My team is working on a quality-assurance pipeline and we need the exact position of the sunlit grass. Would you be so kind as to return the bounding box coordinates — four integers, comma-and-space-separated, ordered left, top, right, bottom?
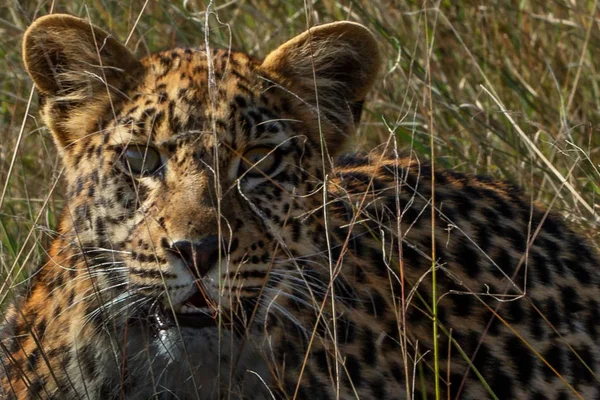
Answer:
0, 1, 598, 398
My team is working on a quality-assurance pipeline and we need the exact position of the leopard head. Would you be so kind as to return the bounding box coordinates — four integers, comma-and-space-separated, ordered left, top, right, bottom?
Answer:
22, 13, 380, 393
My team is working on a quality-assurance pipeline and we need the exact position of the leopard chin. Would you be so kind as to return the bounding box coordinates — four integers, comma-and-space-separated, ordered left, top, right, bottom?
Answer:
119, 321, 270, 400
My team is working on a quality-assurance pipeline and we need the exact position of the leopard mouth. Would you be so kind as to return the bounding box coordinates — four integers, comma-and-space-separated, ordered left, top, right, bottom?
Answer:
150, 290, 233, 331
173, 290, 218, 329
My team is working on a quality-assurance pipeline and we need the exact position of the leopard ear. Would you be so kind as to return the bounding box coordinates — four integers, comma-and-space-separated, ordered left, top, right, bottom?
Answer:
261, 22, 381, 145
22, 14, 141, 147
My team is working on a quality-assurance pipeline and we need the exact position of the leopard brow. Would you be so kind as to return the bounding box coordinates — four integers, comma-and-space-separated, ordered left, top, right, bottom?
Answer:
156, 130, 213, 146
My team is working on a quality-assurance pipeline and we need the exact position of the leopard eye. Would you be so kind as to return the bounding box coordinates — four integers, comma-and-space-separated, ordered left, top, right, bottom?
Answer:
239, 147, 280, 178
121, 145, 163, 176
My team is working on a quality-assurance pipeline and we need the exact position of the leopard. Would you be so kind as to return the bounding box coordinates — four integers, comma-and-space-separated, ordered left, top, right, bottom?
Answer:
0, 13, 598, 400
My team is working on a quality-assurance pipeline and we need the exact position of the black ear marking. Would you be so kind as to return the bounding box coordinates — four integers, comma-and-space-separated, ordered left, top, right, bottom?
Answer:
351, 100, 365, 125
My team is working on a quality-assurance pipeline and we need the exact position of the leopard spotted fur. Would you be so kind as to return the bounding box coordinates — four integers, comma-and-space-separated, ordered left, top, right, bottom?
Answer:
0, 14, 598, 400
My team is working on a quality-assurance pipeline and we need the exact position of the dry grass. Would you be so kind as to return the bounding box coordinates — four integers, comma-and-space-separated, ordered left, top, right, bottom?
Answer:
0, 1, 598, 397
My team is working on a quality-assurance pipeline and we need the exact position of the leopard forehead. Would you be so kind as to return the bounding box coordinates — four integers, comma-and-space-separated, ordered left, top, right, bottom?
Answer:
128, 47, 239, 142
109, 48, 290, 147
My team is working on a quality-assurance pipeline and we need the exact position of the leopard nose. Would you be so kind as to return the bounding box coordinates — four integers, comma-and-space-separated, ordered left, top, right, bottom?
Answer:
168, 236, 221, 277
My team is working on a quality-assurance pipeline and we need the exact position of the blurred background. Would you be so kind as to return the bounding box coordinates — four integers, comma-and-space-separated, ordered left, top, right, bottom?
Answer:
1, 0, 599, 296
